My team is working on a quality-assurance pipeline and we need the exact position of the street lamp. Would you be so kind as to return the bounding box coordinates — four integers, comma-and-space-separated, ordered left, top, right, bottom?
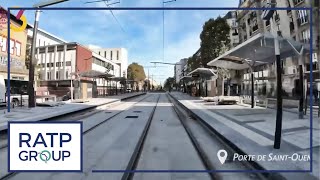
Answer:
262, 1, 283, 149
27, 0, 70, 108
162, 0, 177, 62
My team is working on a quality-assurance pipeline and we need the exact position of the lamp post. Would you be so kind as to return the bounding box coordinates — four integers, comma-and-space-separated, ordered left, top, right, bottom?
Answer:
162, 0, 177, 63
27, 0, 70, 108
262, 0, 284, 149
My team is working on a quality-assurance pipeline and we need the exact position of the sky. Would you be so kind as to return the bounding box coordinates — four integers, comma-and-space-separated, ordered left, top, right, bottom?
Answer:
1, 0, 239, 85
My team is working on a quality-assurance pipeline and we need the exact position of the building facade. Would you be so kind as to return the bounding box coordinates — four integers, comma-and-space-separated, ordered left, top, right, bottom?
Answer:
0, 8, 29, 82
89, 47, 128, 78
236, 0, 318, 100
35, 43, 121, 99
174, 58, 187, 84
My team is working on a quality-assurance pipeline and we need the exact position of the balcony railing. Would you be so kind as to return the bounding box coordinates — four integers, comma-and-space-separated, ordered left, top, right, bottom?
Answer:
297, 16, 309, 26
293, 0, 305, 6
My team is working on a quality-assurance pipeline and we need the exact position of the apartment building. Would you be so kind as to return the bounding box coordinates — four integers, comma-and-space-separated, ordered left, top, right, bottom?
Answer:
174, 58, 187, 84
237, 0, 318, 99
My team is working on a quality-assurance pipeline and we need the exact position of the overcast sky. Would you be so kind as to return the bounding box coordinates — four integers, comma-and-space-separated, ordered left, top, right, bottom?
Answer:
2, 0, 239, 84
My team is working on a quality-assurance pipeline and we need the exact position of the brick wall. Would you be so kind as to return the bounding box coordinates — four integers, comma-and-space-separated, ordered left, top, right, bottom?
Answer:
76, 45, 92, 77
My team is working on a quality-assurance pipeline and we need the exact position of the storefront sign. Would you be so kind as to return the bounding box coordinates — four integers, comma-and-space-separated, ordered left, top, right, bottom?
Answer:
0, 35, 22, 56
0, 55, 23, 68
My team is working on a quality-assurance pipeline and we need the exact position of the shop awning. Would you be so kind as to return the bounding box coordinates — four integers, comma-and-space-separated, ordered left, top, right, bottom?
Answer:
187, 68, 218, 77
207, 32, 310, 69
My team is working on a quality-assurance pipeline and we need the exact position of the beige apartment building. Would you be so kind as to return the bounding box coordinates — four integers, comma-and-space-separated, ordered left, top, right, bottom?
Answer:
236, 0, 318, 100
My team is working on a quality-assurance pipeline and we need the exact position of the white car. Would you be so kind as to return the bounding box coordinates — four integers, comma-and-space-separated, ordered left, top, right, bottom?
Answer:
126, 88, 132, 93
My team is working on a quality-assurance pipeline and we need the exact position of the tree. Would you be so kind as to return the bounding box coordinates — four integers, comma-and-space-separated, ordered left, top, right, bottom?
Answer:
216, 67, 231, 96
164, 77, 175, 91
200, 17, 230, 67
187, 55, 199, 72
127, 63, 146, 89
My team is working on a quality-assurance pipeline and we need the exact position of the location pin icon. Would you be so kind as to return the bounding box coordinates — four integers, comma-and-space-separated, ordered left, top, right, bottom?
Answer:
217, 150, 228, 164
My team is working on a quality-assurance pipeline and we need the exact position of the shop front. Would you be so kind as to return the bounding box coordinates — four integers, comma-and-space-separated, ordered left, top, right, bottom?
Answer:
0, 7, 29, 83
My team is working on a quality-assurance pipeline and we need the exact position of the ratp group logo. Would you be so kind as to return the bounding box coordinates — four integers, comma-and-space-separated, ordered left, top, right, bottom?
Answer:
8, 122, 83, 172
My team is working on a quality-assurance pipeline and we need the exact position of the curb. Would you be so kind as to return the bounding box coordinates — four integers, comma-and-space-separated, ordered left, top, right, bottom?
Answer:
168, 93, 288, 180
0, 93, 146, 131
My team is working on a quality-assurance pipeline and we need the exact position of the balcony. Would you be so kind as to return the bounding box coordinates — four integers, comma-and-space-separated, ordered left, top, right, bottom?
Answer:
297, 16, 309, 26
293, 0, 305, 6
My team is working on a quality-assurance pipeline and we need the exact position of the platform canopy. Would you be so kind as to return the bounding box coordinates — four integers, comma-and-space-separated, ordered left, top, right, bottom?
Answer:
187, 68, 218, 77
78, 70, 114, 78
207, 32, 310, 69
179, 76, 193, 82
108, 77, 126, 82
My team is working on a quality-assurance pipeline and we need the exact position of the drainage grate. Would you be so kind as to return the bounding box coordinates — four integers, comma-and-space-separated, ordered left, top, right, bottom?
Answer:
125, 115, 139, 118
133, 111, 142, 113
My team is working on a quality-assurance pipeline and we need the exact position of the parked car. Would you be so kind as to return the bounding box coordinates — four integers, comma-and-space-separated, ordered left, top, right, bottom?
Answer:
126, 88, 132, 93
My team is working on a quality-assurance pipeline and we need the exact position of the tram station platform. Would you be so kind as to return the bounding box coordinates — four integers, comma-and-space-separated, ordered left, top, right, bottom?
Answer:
169, 92, 319, 180
0, 92, 146, 131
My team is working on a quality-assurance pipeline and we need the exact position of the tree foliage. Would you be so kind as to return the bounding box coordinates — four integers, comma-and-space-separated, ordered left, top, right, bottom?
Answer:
200, 16, 230, 67
187, 55, 198, 73
184, 17, 230, 73
200, 17, 230, 66
164, 77, 175, 90
127, 62, 146, 81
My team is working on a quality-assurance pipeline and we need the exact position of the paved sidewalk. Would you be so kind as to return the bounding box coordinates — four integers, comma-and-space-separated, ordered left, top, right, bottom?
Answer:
0, 92, 145, 131
170, 92, 319, 180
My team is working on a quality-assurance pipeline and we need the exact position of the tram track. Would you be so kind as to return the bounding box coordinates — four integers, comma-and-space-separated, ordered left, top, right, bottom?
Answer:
0, 93, 147, 150
0, 94, 151, 180
1, 93, 277, 180
167, 93, 270, 180
122, 94, 213, 180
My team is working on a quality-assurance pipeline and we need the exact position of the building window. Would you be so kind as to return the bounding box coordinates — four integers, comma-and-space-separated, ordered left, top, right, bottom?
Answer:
66, 71, 69, 79
297, 10, 308, 25
47, 72, 51, 80
47, 63, 54, 68
104, 51, 106, 58
117, 51, 119, 60
66, 61, 71, 66
98, 51, 100, 55
301, 29, 310, 43
110, 51, 113, 60
265, 20, 270, 27
232, 29, 238, 36
56, 71, 59, 80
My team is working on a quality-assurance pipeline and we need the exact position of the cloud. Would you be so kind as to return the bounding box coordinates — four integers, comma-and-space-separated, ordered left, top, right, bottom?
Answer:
1, 0, 240, 85
86, 44, 102, 49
